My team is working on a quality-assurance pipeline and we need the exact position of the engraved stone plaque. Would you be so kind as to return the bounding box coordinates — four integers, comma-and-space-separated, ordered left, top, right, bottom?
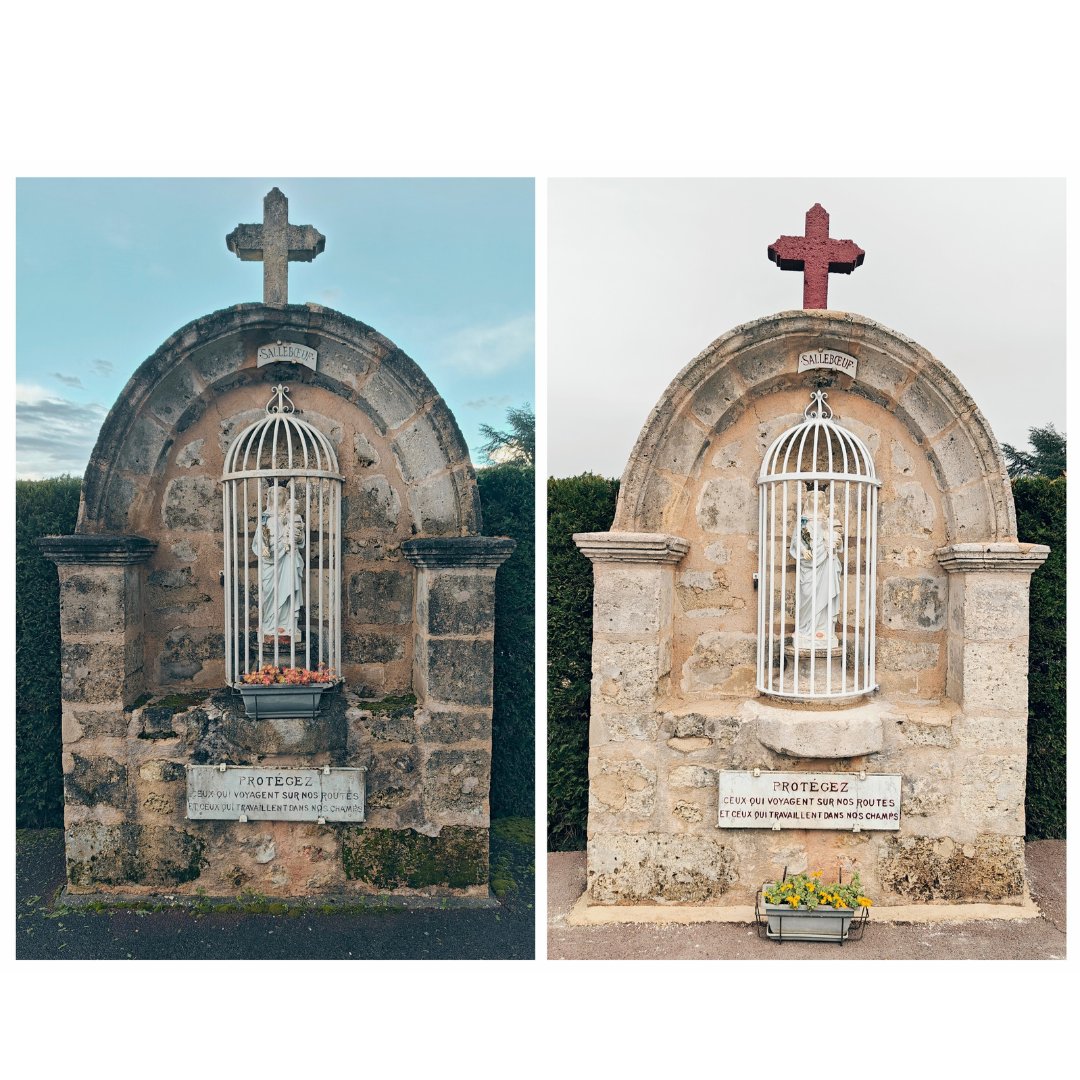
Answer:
718, 770, 900, 830
187, 765, 365, 822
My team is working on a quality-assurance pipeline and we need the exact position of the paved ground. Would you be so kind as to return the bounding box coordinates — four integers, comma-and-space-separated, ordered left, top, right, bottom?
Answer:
16, 823, 534, 960
548, 840, 1065, 960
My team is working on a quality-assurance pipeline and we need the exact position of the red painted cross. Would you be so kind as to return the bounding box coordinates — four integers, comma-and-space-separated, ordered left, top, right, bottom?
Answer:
768, 203, 865, 309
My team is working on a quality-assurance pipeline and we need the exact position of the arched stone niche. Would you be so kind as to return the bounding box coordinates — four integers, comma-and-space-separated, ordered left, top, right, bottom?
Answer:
575, 310, 1048, 909
81, 302, 479, 539
615, 309, 1014, 542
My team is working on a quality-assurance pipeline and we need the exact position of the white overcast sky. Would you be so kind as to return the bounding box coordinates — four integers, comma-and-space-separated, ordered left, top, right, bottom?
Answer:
548, 178, 1065, 479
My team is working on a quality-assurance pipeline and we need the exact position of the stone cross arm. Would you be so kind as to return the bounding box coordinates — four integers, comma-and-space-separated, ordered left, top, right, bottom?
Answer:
227, 221, 325, 262
226, 187, 326, 306
768, 203, 865, 309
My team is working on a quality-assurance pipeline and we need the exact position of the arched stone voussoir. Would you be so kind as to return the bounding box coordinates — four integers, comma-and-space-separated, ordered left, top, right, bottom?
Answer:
614, 309, 1016, 543
79, 303, 479, 537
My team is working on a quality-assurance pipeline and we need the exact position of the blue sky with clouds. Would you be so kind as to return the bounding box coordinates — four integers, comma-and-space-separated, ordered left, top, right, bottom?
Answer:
16, 178, 534, 479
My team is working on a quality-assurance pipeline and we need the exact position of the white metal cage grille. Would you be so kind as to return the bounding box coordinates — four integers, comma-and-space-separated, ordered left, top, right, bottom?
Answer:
756, 391, 880, 700
221, 385, 343, 684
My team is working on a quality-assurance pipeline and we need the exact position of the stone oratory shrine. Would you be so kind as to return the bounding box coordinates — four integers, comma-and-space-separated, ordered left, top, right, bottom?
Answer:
574, 204, 1049, 915
42, 189, 513, 900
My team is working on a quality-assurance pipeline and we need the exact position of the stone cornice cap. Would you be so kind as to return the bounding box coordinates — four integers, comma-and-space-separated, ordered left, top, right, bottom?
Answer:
574, 531, 690, 564
38, 534, 158, 565
935, 542, 1051, 574
402, 536, 516, 569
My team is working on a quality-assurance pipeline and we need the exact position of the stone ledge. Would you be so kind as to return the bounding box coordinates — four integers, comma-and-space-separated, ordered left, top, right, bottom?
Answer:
39, 534, 157, 565
574, 531, 690, 564
59, 887, 498, 910
748, 697, 891, 758
401, 536, 515, 568
566, 890, 1039, 925
935, 542, 1050, 574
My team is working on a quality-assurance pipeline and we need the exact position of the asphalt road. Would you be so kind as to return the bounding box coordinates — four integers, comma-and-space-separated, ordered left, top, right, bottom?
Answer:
548, 839, 1066, 960
16, 825, 534, 961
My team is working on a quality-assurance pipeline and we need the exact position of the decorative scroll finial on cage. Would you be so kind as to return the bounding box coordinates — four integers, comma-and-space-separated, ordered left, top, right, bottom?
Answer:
805, 389, 833, 421
756, 392, 881, 701
267, 384, 295, 415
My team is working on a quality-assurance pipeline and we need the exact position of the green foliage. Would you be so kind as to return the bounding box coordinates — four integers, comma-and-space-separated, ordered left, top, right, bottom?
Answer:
16, 476, 82, 829
478, 403, 535, 466
763, 870, 872, 910
1003, 423, 1066, 478
547, 473, 619, 850
489, 817, 534, 899
478, 462, 535, 818
1013, 475, 1066, 838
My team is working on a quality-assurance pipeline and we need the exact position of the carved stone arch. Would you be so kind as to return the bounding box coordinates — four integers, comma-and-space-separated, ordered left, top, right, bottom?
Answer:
79, 302, 481, 537
614, 309, 1016, 544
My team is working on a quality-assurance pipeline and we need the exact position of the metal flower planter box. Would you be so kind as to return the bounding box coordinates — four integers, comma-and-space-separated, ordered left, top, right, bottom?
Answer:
756, 886, 868, 945
238, 683, 332, 720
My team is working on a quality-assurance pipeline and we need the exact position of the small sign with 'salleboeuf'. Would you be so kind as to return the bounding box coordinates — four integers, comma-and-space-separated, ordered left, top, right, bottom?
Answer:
187, 765, 365, 822
798, 349, 858, 377
718, 770, 900, 831
257, 341, 318, 370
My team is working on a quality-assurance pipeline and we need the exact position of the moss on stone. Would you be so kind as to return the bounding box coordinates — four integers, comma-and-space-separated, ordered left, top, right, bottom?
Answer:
66, 824, 206, 887
361, 692, 418, 719
66, 754, 129, 809
149, 691, 210, 715
340, 825, 487, 889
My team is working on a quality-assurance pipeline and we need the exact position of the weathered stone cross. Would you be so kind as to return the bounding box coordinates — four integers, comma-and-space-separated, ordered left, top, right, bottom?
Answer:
226, 188, 325, 306
768, 203, 865, 309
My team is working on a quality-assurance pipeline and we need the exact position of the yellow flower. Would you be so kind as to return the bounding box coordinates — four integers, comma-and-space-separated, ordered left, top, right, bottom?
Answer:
807, 883, 815, 892
789, 896, 800, 908
857, 897, 873, 907
813, 870, 823, 878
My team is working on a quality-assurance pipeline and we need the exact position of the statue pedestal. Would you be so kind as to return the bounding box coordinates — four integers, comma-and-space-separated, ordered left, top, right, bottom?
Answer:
761, 639, 868, 700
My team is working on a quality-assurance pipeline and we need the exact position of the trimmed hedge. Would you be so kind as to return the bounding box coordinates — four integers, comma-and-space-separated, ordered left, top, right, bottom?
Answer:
477, 463, 536, 819
545, 473, 1066, 848
1013, 476, 1066, 839
16, 476, 81, 828
547, 473, 619, 850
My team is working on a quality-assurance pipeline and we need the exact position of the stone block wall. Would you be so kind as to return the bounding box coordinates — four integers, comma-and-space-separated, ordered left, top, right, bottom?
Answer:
59, 689, 494, 896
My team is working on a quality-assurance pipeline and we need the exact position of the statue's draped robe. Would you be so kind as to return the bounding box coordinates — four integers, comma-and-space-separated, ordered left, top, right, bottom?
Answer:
253, 490, 305, 640
789, 502, 841, 643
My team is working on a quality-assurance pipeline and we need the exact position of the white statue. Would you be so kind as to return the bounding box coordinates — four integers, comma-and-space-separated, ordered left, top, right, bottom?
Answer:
789, 485, 842, 649
253, 481, 306, 644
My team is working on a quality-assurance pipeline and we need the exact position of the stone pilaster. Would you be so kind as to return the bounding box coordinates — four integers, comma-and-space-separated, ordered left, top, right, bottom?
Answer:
936, 542, 1049, 843
39, 536, 157, 735
402, 536, 514, 831
574, 532, 688, 731
936, 543, 1049, 716
39, 535, 157, 850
